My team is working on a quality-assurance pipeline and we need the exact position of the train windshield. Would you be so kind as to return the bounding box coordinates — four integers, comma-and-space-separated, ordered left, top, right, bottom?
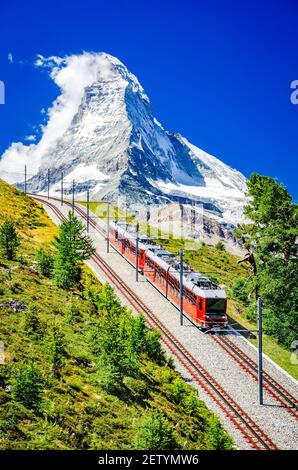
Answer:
206, 299, 225, 314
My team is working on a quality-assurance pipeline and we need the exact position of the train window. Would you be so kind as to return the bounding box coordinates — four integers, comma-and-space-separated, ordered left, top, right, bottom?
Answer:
206, 299, 225, 313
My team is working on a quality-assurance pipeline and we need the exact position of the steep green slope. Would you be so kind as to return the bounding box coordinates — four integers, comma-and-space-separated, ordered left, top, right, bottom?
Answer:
0, 181, 233, 450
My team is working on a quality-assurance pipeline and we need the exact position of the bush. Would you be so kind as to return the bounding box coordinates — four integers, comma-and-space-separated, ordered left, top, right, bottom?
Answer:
169, 378, 187, 404
168, 378, 200, 415
134, 409, 178, 450
24, 305, 43, 339
12, 364, 43, 411
160, 367, 176, 384
144, 330, 166, 365
48, 326, 65, 376
184, 389, 199, 415
205, 417, 233, 450
36, 249, 54, 277
215, 241, 225, 251
64, 302, 81, 323
97, 359, 121, 393
123, 376, 147, 399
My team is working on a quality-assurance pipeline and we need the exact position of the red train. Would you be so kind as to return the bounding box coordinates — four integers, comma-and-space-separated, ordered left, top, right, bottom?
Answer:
108, 220, 228, 330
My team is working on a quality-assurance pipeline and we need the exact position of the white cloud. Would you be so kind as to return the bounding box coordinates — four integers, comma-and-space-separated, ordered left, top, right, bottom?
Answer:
0, 52, 117, 183
8, 53, 13, 63
25, 134, 36, 142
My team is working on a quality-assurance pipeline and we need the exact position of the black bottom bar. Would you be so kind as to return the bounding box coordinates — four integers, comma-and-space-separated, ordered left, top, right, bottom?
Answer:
0, 450, 293, 468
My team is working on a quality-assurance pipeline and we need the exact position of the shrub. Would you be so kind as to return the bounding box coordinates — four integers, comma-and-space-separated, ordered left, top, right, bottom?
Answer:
97, 359, 121, 393
48, 326, 65, 376
36, 249, 54, 277
205, 417, 233, 450
12, 364, 43, 411
184, 389, 199, 415
64, 302, 81, 323
160, 367, 176, 384
215, 241, 225, 251
144, 330, 166, 365
24, 305, 43, 339
123, 376, 147, 399
169, 378, 187, 404
134, 409, 178, 450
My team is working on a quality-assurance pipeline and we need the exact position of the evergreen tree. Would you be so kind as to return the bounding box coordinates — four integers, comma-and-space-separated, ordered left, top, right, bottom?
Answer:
0, 220, 20, 260
235, 173, 298, 348
36, 249, 54, 277
53, 211, 95, 289
48, 326, 65, 377
12, 364, 43, 411
24, 305, 43, 340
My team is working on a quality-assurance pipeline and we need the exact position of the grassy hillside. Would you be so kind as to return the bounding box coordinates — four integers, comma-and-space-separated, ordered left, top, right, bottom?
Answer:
83, 200, 297, 379
0, 181, 233, 450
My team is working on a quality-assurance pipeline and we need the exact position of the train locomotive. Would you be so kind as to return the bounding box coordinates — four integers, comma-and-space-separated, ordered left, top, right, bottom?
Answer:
108, 220, 228, 330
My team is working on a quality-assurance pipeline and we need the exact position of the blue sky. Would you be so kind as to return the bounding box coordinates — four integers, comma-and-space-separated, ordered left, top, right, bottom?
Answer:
0, 0, 297, 199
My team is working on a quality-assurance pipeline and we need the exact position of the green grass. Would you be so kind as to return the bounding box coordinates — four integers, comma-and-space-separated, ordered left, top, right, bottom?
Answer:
84, 200, 298, 380
0, 182, 233, 450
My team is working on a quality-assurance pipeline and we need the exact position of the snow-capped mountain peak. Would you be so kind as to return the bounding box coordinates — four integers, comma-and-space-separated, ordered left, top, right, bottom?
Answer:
1, 52, 247, 227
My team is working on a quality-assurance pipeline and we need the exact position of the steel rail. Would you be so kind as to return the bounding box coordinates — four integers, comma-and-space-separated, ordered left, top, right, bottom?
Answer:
211, 334, 298, 419
33, 195, 279, 450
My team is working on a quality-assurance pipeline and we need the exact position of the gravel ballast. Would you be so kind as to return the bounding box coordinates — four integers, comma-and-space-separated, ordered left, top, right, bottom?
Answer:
40, 197, 298, 450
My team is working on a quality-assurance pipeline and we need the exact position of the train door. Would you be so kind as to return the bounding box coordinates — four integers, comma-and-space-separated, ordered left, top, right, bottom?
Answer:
139, 249, 145, 271
197, 297, 205, 324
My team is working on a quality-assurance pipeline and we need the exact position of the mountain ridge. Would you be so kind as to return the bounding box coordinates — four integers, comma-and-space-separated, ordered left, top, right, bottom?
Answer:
1, 52, 247, 226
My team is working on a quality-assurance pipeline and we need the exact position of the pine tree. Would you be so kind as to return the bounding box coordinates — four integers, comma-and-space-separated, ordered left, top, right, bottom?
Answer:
48, 326, 65, 377
53, 211, 95, 289
235, 173, 298, 348
0, 220, 20, 260
12, 364, 43, 411
24, 305, 43, 339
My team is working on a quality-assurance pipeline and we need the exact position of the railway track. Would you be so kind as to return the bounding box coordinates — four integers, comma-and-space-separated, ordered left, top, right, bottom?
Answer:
33, 195, 279, 450
211, 334, 298, 420
67, 198, 298, 422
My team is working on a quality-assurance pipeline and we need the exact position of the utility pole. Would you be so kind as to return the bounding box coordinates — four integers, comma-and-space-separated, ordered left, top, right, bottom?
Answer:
61, 172, 64, 206
146, 209, 150, 238
179, 248, 184, 326
72, 180, 75, 214
258, 297, 263, 405
47, 169, 50, 200
136, 223, 139, 282
24, 165, 27, 194
86, 188, 90, 233
106, 203, 110, 253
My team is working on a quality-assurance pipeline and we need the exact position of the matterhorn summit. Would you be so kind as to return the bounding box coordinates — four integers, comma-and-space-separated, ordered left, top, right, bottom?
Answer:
0, 52, 247, 229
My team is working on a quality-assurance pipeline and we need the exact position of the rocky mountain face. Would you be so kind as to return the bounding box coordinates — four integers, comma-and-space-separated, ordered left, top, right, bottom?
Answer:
25, 53, 247, 232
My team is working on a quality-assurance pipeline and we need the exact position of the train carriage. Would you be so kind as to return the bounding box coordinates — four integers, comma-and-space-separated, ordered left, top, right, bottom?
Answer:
108, 220, 228, 330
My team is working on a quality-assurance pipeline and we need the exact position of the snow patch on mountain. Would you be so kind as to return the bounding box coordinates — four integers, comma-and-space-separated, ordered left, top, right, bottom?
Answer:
0, 51, 247, 229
